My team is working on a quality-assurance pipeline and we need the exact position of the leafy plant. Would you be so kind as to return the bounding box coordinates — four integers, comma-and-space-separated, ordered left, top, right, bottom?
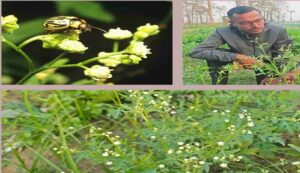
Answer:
2, 90, 300, 173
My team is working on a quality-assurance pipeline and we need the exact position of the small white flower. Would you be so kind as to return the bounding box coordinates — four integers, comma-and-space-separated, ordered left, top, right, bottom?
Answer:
178, 142, 184, 146
170, 111, 176, 115
106, 161, 113, 166
247, 122, 255, 127
84, 65, 112, 82
104, 27, 132, 40
167, 149, 173, 154
213, 156, 219, 160
237, 156, 243, 160
213, 110, 218, 113
292, 161, 300, 165
127, 41, 151, 58
217, 141, 224, 146
58, 39, 88, 53
158, 164, 165, 168
220, 163, 228, 168
225, 110, 230, 113
238, 113, 245, 119
113, 141, 121, 145
150, 136, 156, 140
224, 119, 230, 123
199, 161, 205, 165
102, 152, 109, 157
190, 156, 197, 160
176, 150, 182, 154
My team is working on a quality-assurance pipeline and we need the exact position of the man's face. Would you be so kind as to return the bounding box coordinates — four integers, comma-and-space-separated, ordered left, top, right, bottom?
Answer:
230, 10, 265, 34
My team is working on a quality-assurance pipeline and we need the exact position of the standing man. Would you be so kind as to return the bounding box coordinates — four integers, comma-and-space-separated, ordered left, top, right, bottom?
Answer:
189, 6, 298, 84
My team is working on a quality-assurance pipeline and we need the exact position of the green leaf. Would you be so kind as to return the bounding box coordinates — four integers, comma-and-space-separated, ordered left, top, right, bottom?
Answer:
141, 168, 156, 173
55, 1, 115, 22
288, 144, 300, 153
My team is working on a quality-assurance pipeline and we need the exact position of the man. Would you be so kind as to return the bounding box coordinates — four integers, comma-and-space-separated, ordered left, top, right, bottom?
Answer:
189, 6, 299, 85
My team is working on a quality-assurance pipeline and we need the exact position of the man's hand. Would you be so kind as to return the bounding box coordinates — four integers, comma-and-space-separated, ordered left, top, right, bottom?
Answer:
283, 69, 300, 84
235, 54, 257, 69
260, 77, 283, 85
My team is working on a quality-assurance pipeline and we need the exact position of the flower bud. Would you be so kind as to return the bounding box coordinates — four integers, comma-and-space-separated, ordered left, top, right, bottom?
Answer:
104, 27, 133, 40
84, 65, 112, 82
58, 39, 88, 53
126, 41, 151, 58
133, 23, 159, 40
2, 15, 19, 34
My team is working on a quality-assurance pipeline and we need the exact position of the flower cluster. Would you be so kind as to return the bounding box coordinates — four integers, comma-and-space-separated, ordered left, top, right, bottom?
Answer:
2, 15, 19, 34
83, 65, 112, 82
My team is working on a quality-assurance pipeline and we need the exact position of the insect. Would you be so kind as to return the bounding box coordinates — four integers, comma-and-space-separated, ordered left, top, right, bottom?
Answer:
43, 16, 106, 33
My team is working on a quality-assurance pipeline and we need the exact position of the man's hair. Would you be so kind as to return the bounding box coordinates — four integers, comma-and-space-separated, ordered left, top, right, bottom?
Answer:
227, 6, 261, 19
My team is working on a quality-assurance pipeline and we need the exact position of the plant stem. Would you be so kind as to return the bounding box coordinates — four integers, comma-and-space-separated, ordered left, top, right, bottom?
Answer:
2, 36, 34, 72
17, 51, 125, 84
18, 35, 44, 49
113, 41, 119, 52
55, 112, 81, 173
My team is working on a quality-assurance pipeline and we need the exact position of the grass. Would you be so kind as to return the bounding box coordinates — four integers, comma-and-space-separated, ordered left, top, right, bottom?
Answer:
2, 90, 300, 173
183, 24, 300, 85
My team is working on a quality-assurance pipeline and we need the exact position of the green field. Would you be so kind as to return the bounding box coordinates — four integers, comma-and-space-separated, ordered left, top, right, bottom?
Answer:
2, 90, 300, 173
183, 24, 300, 85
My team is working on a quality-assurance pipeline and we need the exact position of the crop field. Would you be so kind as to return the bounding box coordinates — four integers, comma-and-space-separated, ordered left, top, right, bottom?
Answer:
183, 24, 300, 85
2, 90, 300, 173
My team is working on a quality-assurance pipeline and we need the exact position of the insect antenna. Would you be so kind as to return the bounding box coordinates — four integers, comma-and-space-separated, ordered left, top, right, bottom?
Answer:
90, 25, 107, 33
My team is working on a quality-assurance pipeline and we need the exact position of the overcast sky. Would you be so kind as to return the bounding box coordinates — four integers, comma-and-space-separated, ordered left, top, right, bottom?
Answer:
213, 0, 300, 22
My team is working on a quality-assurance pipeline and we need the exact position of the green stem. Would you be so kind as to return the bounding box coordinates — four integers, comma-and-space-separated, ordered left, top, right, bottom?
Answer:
2, 36, 34, 72
55, 112, 81, 173
18, 35, 44, 49
17, 51, 125, 84
45, 52, 67, 67
12, 148, 30, 172
113, 41, 119, 52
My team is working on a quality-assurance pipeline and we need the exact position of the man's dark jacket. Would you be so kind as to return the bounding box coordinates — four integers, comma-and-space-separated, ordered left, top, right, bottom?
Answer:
189, 22, 292, 62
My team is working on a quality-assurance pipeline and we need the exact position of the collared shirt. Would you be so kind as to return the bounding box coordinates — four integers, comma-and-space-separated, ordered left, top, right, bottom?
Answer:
189, 22, 292, 62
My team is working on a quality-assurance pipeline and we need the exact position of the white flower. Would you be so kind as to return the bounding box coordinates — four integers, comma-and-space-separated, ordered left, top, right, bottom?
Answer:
102, 152, 109, 157
238, 113, 245, 119
106, 161, 113, 165
84, 65, 112, 82
224, 119, 230, 123
176, 150, 182, 154
237, 156, 243, 160
247, 122, 255, 127
213, 110, 218, 113
178, 142, 184, 146
170, 111, 176, 115
167, 149, 173, 154
113, 141, 121, 145
292, 161, 300, 165
150, 136, 156, 140
225, 110, 230, 113
127, 41, 151, 58
104, 27, 133, 40
220, 163, 228, 168
158, 164, 165, 168
213, 156, 219, 160
199, 161, 205, 165
58, 39, 88, 53
217, 141, 224, 146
